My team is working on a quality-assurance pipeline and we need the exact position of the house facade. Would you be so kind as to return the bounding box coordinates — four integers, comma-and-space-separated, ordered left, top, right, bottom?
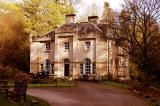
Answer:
30, 14, 129, 80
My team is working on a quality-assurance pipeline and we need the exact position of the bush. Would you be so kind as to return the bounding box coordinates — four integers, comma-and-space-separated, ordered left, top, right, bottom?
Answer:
0, 65, 17, 80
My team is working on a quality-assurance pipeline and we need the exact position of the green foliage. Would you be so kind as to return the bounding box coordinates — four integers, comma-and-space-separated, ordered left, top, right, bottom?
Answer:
17, 0, 74, 35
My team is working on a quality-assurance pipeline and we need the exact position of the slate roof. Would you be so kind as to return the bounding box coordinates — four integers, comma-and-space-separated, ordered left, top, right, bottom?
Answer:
32, 22, 107, 41
54, 22, 103, 34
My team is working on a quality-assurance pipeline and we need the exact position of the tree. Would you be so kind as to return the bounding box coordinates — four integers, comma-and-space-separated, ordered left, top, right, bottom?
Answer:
87, 2, 101, 16
17, 0, 74, 35
116, 0, 160, 86
0, 0, 74, 35
0, 12, 30, 73
101, 2, 115, 23
101, 2, 118, 37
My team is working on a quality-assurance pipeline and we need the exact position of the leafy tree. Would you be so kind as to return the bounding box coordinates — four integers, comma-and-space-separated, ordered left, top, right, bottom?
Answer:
0, 12, 30, 73
17, 0, 74, 35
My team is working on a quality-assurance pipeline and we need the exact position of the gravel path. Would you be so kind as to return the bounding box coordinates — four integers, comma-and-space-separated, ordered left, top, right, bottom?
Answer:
27, 81, 149, 106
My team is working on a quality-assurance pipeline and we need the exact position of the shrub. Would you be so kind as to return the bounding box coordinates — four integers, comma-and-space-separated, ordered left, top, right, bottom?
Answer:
0, 65, 16, 80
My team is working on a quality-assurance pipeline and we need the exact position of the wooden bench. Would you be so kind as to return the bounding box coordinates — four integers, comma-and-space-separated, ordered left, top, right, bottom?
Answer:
0, 80, 9, 96
8, 81, 28, 102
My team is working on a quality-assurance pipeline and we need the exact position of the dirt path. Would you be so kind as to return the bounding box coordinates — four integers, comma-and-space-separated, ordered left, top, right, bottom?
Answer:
27, 81, 149, 106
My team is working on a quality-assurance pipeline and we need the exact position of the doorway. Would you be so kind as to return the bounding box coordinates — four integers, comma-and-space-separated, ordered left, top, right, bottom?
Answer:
64, 64, 69, 76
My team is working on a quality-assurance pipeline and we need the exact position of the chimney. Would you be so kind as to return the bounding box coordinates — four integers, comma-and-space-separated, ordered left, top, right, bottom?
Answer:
88, 16, 99, 24
65, 14, 76, 24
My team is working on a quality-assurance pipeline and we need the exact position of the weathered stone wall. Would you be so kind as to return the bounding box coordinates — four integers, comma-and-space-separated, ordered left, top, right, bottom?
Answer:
30, 42, 40, 73
30, 23, 129, 80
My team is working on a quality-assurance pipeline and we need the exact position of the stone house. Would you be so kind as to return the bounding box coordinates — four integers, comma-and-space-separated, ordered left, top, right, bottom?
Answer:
30, 14, 129, 80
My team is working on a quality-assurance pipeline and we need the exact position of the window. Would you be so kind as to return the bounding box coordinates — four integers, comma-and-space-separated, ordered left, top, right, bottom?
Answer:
80, 64, 83, 75
92, 63, 96, 75
64, 42, 69, 50
51, 64, 54, 74
40, 64, 43, 72
46, 43, 50, 51
85, 42, 90, 50
85, 59, 90, 75
45, 60, 50, 72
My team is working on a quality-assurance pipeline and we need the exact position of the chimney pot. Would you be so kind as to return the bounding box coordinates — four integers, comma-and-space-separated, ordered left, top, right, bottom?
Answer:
88, 16, 99, 24
65, 14, 76, 24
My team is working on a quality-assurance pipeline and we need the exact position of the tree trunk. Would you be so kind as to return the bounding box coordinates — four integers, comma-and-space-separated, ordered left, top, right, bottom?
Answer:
144, 67, 150, 87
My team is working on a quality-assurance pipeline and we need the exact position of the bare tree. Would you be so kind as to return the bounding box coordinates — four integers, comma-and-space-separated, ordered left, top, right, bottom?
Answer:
68, 0, 82, 10
87, 2, 101, 16
115, 0, 160, 86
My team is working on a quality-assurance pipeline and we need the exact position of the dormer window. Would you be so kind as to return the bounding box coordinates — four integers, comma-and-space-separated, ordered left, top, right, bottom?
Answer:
64, 42, 69, 50
85, 42, 90, 50
46, 43, 50, 51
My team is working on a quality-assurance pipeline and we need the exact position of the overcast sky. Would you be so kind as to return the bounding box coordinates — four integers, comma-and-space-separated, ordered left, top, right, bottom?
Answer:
76, 0, 124, 18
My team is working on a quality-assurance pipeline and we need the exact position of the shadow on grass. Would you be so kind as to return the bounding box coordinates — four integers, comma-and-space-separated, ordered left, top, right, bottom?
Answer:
0, 95, 50, 106
100, 81, 131, 89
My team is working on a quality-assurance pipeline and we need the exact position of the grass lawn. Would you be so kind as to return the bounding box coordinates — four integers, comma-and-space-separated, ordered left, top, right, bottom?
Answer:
0, 95, 50, 106
100, 81, 160, 106
100, 81, 131, 89
8, 82, 77, 87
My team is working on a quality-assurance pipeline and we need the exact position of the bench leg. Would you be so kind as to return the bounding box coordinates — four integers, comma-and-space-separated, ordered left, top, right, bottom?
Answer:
24, 95, 26, 102
5, 90, 8, 97
15, 94, 18, 102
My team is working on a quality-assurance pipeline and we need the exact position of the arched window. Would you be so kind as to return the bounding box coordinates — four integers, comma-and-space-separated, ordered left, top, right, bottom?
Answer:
85, 59, 90, 75
45, 60, 50, 72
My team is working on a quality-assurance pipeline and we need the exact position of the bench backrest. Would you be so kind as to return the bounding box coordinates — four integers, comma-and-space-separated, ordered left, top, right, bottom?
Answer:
14, 82, 27, 95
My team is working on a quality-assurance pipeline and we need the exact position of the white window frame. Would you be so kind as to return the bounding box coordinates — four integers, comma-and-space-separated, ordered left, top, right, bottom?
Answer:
40, 64, 43, 72
45, 60, 50, 72
85, 59, 90, 75
64, 42, 69, 50
51, 64, 54, 75
92, 63, 96, 75
85, 41, 91, 50
80, 64, 83, 75
46, 43, 50, 51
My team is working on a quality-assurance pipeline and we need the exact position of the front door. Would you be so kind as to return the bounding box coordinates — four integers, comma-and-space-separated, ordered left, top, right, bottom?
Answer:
64, 64, 69, 76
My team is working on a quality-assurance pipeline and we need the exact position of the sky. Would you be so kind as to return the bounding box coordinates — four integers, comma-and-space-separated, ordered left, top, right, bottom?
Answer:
76, 0, 124, 18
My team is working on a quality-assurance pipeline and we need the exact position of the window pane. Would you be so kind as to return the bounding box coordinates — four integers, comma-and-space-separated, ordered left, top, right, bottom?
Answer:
46, 43, 50, 50
51, 64, 54, 74
92, 63, 96, 75
85, 59, 90, 75
80, 64, 83, 75
64, 42, 69, 50
85, 42, 90, 50
45, 60, 50, 72
41, 64, 43, 72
